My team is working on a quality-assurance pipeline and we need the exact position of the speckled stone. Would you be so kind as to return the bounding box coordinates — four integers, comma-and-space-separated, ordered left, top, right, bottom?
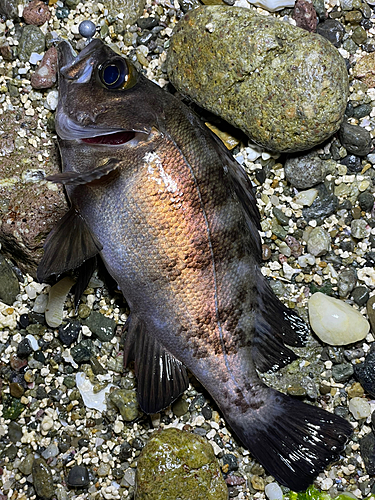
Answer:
83, 311, 116, 341
307, 227, 331, 256
354, 52, 375, 87
106, 0, 147, 26
108, 388, 139, 421
18, 25, 45, 62
32, 458, 54, 499
167, 6, 349, 152
292, 0, 317, 32
136, 428, 227, 500
337, 268, 357, 298
316, 19, 345, 47
339, 122, 372, 156
284, 151, 328, 188
22, 0, 51, 26
31, 47, 58, 89
0, 255, 20, 305
360, 432, 375, 475
351, 219, 368, 239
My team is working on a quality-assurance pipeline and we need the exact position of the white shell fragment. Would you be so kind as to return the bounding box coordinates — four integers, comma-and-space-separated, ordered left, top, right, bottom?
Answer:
45, 277, 75, 328
248, 0, 295, 12
76, 372, 115, 412
293, 188, 319, 207
308, 292, 370, 346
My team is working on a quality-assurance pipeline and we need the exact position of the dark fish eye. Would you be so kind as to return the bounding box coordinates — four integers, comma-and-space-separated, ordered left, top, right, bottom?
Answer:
99, 59, 129, 89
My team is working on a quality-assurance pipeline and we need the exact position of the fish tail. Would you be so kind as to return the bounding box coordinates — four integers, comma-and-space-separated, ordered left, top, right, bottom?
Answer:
227, 389, 352, 491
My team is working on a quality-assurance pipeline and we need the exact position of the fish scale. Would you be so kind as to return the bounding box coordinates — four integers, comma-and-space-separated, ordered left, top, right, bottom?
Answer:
38, 38, 353, 491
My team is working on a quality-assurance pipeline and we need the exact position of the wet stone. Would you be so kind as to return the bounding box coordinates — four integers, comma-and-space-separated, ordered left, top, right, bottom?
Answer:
0, 255, 20, 305
316, 18, 345, 47
302, 192, 338, 222
119, 441, 132, 461
352, 286, 369, 306
109, 388, 139, 421
19, 453, 34, 475
354, 346, 375, 398
334, 405, 349, 418
273, 207, 290, 226
172, 398, 189, 417
58, 319, 81, 346
136, 428, 228, 500
284, 151, 328, 189
31, 46, 58, 89
83, 311, 116, 341
358, 192, 374, 212
222, 453, 238, 472
17, 338, 33, 358
70, 340, 94, 364
340, 154, 362, 172
66, 465, 90, 488
9, 382, 24, 398
202, 404, 212, 420
332, 362, 354, 382
18, 25, 45, 62
292, 0, 318, 32
351, 219, 368, 239
137, 16, 159, 29
307, 227, 331, 256
0, 0, 19, 19
3, 394, 25, 420
22, 0, 51, 26
338, 269, 357, 298
8, 421, 22, 443
339, 122, 372, 156
32, 458, 54, 499
360, 432, 375, 475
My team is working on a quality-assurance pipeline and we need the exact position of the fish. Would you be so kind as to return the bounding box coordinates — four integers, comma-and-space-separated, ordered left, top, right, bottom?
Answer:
37, 38, 353, 491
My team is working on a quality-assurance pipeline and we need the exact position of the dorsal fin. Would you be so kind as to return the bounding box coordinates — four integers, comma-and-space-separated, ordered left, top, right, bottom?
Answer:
37, 207, 102, 282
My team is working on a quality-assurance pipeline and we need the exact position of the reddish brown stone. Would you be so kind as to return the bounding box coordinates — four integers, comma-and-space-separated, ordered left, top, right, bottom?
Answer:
31, 46, 58, 89
292, 0, 318, 32
22, 0, 51, 26
225, 475, 246, 486
0, 109, 67, 278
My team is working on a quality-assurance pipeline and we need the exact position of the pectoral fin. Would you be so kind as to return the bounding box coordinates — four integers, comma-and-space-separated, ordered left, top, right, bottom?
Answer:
124, 315, 189, 414
45, 158, 120, 185
37, 207, 102, 282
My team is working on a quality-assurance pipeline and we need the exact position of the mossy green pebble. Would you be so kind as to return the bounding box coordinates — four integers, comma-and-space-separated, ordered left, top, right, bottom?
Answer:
167, 6, 349, 153
135, 427, 228, 500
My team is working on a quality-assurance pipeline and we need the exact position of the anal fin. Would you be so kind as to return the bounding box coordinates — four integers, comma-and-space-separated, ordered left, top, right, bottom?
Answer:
253, 270, 309, 372
37, 207, 102, 282
124, 315, 189, 414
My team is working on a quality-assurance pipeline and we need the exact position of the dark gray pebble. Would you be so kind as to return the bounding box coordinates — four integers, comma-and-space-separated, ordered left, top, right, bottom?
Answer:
0, 0, 18, 19
71, 339, 95, 363
131, 437, 144, 450
79, 20, 96, 39
17, 338, 33, 358
339, 122, 372, 156
354, 346, 375, 398
19, 313, 29, 328
273, 207, 290, 226
119, 441, 132, 461
83, 311, 116, 342
193, 427, 208, 437
332, 362, 354, 382
222, 453, 238, 472
32, 458, 54, 499
337, 268, 357, 298
56, 6, 69, 19
66, 465, 90, 488
36, 386, 48, 400
344, 347, 365, 361
316, 18, 345, 47
353, 103, 373, 119
334, 405, 349, 418
177, 0, 200, 13
352, 286, 370, 306
302, 191, 338, 222
137, 16, 159, 29
34, 350, 46, 364
8, 421, 22, 443
340, 154, 362, 173
360, 432, 375, 475
202, 404, 212, 420
358, 192, 374, 212
0, 255, 20, 305
58, 319, 81, 346
284, 152, 327, 189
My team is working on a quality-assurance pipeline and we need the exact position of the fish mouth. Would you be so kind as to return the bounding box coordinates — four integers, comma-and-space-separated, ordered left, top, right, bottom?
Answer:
81, 130, 137, 145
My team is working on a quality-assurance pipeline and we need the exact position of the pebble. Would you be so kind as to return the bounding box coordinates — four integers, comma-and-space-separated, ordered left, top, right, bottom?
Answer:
31, 46, 58, 89
17, 338, 33, 358
308, 292, 370, 345
32, 458, 54, 499
360, 432, 375, 475
284, 152, 328, 188
353, 52, 375, 87
108, 388, 139, 421
79, 20, 96, 39
306, 227, 331, 256
332, 362, 354, 382
66, 465, 90, 488
351, 219, 368, 239
19, 453, 34, 475
22, 0, 51, 26
366, 295, 375, 331
316, 18, 345, 47
337, 269, 357, 297
354, 347, 375, 398
8, 421, 22, 443
0, 255, 20, 305
10, 381, 24, 398
339, 122, 372, 156
83, 311, 116, 341
167, 6, 349, 153
172, 398, 189, 417
58, 319, 81, 346
18, 25, 45, 62
352, 286, 369, 306
302, 191, 338, 222
136, 428, 228, 499
349, 396, 371, 419
358, 192, 374, 212
292, 0, 317, 32
265, 482, 283, 500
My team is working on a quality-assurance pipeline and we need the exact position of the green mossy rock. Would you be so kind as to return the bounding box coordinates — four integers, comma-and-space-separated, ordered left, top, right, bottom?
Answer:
167, 6, 349, 153
135, 428, 228, 500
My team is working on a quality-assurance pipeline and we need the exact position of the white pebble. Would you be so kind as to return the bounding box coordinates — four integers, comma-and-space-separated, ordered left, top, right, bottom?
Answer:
321, 477, 334, 490
44, 90, 59, 111
25, 334, 39, 351
297, 253, 315, 267
25, 284, 37, 300
41, 415, 54, 432
308, 292, 370, 345
265, 482, 283, 500
293, 188, 318, 207
349, 397, 371, 420
246, 0, 295, 11
29, 52, 43, 65
45, 277, 75, 328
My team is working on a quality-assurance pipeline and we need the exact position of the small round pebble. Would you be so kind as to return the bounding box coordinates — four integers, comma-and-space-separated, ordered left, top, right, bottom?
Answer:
307, 227, 331, 256
22, 0, 51, 26
79, 20, 96, 39
265, 482, 283, 500
349, 397, 371, 419
352, 286, 369, 306
66, 465, 90, 488
351, 219, 368, 239
58, 319, 81, 346
358, 192, 374, 212
339, 122, 372, 156
32, 458, 54, 499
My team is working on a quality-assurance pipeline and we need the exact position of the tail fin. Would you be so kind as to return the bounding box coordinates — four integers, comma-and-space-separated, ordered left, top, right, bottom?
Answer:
227, 389, 352, 491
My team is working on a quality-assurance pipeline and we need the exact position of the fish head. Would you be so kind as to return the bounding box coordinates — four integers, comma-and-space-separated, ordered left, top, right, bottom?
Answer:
56, 38, 165, 143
